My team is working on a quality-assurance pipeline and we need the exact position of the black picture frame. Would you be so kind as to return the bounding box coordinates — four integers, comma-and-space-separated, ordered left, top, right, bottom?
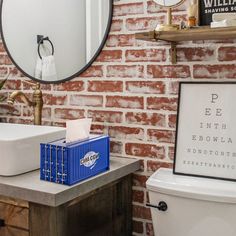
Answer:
173, 81, 236, 182
198, 0, 236, 26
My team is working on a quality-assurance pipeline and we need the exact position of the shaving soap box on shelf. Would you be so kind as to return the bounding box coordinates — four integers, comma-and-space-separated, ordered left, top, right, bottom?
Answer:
199, 1, 236, 25
40, 135, 110, 186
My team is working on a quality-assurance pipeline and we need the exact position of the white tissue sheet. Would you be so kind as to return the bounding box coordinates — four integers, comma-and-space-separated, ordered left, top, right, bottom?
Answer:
66, 118, 92, 143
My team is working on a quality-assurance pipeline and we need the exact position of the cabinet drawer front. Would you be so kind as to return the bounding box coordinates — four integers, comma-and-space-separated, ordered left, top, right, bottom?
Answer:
0, 227, 29, 236
0, 202, 29, 230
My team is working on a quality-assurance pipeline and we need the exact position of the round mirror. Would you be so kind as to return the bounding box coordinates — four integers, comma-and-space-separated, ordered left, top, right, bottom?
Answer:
153, 0, 184, 7
153, 0, 185, 31
0, 0, 113, 83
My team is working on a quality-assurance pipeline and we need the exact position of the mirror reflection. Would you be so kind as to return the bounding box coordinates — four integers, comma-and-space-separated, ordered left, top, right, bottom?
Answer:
153, 0, 185, 31
153, 0, 184, 7
1, 0, 112, 83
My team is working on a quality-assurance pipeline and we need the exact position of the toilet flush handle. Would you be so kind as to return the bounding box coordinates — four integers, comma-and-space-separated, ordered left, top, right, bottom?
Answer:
146, 201, 168, 212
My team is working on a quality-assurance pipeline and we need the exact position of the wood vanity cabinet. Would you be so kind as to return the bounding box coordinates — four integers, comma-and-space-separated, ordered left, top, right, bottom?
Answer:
0, 175, 132, 236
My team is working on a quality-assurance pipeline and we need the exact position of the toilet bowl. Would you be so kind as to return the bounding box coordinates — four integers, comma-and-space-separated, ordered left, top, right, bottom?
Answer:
146, 168, 236, 236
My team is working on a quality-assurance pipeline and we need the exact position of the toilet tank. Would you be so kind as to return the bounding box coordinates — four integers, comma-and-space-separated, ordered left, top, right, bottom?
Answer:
146, 168, 236, 236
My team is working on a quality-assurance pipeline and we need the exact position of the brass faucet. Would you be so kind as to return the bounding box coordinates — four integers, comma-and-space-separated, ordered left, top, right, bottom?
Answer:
8, 83, 43, 125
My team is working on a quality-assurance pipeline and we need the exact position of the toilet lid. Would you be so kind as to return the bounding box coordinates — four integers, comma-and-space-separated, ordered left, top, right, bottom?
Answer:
146, 168, 236, 203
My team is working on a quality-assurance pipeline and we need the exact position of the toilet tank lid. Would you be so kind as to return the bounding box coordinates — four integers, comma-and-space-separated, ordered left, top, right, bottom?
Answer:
146, 168, 236, 203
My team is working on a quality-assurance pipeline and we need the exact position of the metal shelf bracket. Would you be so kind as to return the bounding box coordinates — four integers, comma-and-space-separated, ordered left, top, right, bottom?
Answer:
170, 42, 177, 64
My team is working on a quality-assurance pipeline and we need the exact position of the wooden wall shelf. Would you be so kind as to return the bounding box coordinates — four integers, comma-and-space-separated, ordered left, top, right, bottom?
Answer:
135, 26, 236, 63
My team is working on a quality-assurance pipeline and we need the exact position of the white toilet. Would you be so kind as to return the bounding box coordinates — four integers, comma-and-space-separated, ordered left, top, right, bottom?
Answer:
146, 168, 236, 236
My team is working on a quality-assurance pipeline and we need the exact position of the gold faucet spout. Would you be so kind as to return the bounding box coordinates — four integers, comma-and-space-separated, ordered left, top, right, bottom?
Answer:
8, 91, 35, 107
7, 83, 43, 125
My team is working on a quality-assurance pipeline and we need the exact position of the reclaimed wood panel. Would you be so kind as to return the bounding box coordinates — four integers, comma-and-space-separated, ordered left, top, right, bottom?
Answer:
0, 226, 29, 236
29, 203, 67, 236
0, 202, 29, 230
0, 196, 29, 208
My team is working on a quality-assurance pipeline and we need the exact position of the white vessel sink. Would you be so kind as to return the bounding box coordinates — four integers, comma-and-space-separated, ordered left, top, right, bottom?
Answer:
0, 123, 66, 176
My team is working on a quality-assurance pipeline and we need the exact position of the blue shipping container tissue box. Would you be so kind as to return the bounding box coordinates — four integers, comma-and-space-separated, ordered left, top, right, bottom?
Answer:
40, 135, 110, 186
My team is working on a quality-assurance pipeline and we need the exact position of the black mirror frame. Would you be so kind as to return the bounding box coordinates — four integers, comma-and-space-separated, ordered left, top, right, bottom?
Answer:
0, 0, 113, 84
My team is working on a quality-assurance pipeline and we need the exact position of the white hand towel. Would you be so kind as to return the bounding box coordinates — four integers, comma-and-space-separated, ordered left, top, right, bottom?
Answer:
35, 57, 43, 80
42, 55, 58, 81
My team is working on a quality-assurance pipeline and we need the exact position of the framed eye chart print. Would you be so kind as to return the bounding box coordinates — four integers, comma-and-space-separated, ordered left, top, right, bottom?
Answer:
174, 82, 236, 181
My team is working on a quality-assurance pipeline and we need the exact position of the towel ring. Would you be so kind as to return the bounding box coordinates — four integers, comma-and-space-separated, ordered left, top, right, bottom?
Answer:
38, 37, 54, 59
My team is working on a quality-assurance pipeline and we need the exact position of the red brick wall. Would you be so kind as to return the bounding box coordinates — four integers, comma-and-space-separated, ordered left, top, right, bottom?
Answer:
1, 1, 236, 235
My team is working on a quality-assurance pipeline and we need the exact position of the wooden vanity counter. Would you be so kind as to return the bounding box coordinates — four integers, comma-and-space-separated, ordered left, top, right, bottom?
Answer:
0, 156, 140, 236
